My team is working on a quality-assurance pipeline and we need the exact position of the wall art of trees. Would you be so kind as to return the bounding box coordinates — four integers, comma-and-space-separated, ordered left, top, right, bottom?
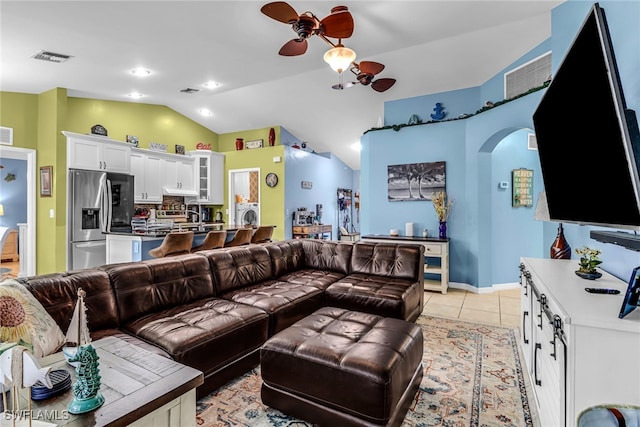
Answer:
387, 161, 445, 201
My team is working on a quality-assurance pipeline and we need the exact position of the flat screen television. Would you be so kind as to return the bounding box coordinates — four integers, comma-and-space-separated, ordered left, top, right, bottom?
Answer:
533, 3, 640, 231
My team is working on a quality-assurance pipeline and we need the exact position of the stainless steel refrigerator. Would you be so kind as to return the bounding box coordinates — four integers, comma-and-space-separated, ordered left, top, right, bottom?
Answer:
68, 169, 135, 270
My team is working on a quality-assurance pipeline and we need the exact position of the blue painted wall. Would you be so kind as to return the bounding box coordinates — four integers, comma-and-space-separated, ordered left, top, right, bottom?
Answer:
284, 146, 355, 240
361, 0, 640, 287
0, 158, 28, 229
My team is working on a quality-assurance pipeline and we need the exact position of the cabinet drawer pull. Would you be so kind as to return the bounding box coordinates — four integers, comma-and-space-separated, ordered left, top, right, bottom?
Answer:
534, 342, 542, 386
522, 311, 529, 344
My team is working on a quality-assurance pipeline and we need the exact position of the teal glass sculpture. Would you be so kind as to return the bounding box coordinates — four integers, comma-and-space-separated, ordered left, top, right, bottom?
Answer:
68, 344, 104, 414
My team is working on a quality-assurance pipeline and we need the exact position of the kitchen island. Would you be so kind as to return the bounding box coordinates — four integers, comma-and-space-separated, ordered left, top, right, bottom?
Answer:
105, 224, 267, 263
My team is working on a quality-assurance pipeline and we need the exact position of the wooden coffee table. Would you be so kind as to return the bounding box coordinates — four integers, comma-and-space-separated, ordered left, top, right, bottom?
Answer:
12, 336, 203, 427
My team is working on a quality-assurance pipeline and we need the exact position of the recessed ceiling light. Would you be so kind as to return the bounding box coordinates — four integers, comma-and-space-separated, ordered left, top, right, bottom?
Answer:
127, 92, 144, 99
199, 108, 213, 117
131, 68, 151, 77
350, 142, 361, 151
203, 81, 221, 89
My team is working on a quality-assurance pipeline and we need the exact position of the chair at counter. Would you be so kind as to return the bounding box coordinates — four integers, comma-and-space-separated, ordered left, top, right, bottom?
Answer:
148, 231, 194, 258
251, 226, 274, 244
224, 228, 253, 247
191, 230, 226, 252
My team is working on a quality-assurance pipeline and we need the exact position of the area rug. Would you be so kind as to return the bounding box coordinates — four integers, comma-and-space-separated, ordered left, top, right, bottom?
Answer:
196, 315, 538, 427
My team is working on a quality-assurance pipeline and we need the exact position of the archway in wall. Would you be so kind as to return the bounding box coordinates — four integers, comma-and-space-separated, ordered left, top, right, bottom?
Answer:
478, 127, 544, 288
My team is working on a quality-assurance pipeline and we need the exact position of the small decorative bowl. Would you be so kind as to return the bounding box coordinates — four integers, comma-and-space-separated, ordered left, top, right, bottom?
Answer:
575, 270, 603, 280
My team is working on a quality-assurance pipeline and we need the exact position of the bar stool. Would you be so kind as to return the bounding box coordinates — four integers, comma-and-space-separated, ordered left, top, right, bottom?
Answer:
191, 230, 227, 252
224, 228, 253, 247
148, 231, 194, 258
251, 226, 274, 244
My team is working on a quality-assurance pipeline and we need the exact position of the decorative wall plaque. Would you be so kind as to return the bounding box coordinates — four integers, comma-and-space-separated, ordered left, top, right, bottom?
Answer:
512, 168, 533, 207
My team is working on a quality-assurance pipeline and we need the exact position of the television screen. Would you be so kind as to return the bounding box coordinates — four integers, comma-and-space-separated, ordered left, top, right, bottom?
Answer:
533, 3, 640, 230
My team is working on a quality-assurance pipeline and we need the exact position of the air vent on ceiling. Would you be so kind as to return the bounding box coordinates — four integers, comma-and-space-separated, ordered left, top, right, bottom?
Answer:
504, 52, 551, 99
180, 88, 200, 94
0, 127, 13, 146
31, 50, 72, 63
527, 133, 537, 150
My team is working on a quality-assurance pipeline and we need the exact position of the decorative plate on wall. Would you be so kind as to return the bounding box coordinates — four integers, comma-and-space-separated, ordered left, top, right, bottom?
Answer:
265, 173, 278, 187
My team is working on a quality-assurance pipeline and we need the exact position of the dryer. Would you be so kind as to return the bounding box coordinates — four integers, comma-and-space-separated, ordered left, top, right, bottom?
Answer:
236, 202, 259, 225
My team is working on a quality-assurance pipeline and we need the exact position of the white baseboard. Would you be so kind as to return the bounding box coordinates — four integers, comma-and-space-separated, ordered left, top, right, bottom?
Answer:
448, 281, 520, 294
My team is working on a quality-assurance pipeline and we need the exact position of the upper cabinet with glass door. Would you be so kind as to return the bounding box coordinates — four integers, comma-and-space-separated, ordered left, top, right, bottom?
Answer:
188, 151, 224, 204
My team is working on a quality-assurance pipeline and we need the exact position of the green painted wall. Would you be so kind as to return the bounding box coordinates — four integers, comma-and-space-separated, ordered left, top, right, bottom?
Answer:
223, 145, 286, 241
67, 98, 218, 151
219, 126, 280, 152
0, 90, 291, 272
0, 92, 39, 149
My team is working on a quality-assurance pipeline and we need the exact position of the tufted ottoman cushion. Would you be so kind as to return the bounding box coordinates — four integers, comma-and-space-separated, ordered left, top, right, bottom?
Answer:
260, 307, 423, 427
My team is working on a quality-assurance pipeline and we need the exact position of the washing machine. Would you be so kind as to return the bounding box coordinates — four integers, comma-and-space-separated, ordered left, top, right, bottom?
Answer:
236, 203, 259, 225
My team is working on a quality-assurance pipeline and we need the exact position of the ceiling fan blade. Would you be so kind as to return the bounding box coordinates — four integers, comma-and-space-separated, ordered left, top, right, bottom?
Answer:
279, 38, 308, 56
261, 2, 299, 23
320, 6, 354, 38
332, 82, 356, 90
359, 61, 385, 76
371, 78, 396, 92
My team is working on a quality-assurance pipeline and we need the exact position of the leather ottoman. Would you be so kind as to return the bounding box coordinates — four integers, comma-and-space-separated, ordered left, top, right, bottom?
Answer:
260, 307, 423, 427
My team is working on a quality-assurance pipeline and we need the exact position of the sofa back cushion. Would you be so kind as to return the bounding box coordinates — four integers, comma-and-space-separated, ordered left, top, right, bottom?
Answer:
102, 254, 214, 324
266, 240, 306, 277
21, 269, 118, 333
300, 240, 352, 275
350, 242, 424, 281
203, 245, 274, 295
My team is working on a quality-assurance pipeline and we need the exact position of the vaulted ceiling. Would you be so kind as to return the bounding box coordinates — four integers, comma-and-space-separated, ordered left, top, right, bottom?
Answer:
0, 1, 563, 169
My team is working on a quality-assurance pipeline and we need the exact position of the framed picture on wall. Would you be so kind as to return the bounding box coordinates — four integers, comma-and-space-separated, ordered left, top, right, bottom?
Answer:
387, 161, 445, 201
40, 166, 53, 197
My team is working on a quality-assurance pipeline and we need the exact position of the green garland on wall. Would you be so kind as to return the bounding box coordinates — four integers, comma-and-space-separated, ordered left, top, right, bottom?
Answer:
363, 81, 550, 134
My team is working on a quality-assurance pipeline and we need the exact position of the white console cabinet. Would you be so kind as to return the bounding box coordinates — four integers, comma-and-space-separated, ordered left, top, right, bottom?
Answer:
519, 258, 640, 427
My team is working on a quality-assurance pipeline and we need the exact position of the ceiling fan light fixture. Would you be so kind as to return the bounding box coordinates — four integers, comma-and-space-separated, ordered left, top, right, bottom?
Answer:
323, 45, 355, 73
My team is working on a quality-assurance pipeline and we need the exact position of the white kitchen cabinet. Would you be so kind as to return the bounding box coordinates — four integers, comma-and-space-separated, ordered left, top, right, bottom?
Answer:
519, 258, 640, 427
131, 149, 163, 203
64, 131, 130, 173
188, 150, 225, 204
162, 156, 196, 196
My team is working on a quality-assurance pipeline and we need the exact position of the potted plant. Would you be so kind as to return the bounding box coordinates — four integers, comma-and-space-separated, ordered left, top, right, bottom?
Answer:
574, 246, 602, 279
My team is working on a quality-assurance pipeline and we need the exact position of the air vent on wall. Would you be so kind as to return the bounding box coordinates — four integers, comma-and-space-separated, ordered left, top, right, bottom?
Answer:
504, 52, 551, 99
180, 88, 200, 94
31, 50, 72, 63
527, 133, 537, 150
0, 127, 13, 145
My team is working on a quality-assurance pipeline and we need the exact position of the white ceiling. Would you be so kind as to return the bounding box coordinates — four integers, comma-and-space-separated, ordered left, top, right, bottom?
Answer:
0, 0, 563, 170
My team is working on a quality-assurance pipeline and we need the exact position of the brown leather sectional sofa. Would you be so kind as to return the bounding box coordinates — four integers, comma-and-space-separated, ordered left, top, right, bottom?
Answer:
20, 239, 424, 399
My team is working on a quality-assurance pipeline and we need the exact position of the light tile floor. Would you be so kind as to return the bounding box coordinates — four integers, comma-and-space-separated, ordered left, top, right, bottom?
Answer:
422, 287, 521, 327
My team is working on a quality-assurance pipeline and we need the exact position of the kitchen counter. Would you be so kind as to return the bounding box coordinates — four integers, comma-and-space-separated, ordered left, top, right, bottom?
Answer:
105, 225, 274, 263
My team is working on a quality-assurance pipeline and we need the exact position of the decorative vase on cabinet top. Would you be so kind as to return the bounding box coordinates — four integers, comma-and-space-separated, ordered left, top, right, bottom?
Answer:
438, 221, 447, 239
269, 128, 275, 147
235, 138, 244, 150
550, 223, 571, 259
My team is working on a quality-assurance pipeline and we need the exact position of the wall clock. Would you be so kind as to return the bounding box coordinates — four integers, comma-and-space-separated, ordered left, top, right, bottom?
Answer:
265, 173, 278, 187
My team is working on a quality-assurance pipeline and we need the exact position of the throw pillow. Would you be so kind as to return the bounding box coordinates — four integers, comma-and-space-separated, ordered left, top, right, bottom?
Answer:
0, 278, 65, 358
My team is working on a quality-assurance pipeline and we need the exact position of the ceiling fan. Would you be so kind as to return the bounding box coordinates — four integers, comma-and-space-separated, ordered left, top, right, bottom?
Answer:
333, 61, 396, 92
260, 1, 354, 56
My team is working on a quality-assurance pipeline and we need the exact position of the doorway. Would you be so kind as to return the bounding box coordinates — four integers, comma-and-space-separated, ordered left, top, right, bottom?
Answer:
0, 146, 36, 276
228, 168, 260, 225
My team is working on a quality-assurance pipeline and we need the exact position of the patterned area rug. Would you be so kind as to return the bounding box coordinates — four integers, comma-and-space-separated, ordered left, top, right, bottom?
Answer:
196, 315, 538, 427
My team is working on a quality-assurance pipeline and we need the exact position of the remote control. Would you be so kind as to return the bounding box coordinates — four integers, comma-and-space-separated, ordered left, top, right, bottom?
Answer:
585, 287, 620, 294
